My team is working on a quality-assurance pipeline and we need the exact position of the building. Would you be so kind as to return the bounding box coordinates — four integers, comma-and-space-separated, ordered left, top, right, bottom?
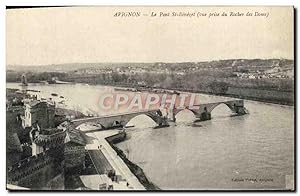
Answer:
8, 122, 86, 189
30, 126, 66, 156
64, 128, 86, 172
22, 100, 55, 129
8, 126, 66, 189
9, 97, 87, 189
7, 149, 64, 189
6, 126, 67, 189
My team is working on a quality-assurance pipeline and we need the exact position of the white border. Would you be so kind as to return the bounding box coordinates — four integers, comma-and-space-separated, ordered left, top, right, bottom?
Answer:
1, 0, 299, 6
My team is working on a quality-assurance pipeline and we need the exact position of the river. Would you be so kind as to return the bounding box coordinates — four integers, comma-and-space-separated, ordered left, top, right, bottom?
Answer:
6, 82, 294, 190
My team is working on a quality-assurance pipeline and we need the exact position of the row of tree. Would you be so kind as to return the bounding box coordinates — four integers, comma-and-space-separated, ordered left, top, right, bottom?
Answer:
6, 69, 293, 95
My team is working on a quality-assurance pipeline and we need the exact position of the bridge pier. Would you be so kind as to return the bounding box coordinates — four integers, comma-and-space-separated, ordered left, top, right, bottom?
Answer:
168, 112, 177, 122
234, 105, 247, 115
196, 107, 212, 121
198, 111, 212, 121
156, 116, 170, 127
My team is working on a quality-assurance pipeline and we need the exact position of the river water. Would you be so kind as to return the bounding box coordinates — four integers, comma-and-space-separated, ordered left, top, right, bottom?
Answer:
7, 83, 294, 190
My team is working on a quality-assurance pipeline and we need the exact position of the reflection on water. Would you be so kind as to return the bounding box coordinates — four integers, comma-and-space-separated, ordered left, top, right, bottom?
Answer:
7, 83, 294, 190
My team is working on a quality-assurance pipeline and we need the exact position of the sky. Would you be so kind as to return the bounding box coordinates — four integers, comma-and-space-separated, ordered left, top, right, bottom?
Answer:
6, 6, 294, 66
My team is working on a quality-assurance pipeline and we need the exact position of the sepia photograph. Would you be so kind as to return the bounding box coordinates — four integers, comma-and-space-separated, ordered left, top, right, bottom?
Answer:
5, 6, 295, 191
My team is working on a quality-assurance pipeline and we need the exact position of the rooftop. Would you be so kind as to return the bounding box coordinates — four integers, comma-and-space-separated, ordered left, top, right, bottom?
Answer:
65, 128, 86, 146
26, 100, 54, 108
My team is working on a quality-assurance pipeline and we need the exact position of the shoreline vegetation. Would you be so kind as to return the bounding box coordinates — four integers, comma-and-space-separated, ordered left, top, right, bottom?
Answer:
6, 59, 294, 106
106, 132, 160, 190
113, 84, 294, 106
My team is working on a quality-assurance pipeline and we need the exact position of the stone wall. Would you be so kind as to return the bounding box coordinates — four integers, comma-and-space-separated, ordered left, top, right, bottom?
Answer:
106, 132, 126, 144
7, 147, 64, 189
64, 143, 85, 172
46, 173, 65, 190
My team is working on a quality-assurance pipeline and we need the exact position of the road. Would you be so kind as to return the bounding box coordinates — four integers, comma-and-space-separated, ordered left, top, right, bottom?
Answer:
84, 129, 145, 190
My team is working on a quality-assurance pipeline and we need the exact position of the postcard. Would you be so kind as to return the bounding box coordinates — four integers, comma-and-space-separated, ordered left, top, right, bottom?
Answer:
6, 6, 295, 191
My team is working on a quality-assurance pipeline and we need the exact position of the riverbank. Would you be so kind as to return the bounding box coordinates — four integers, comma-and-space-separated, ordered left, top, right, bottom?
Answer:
110, 83, 293, 106
7, 82, 294, 106
60, 81, 295, 106
134, 85, 294, 106
105, 132, 160, 190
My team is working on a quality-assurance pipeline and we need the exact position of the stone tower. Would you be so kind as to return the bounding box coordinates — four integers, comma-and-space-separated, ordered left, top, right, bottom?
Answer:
22, 100, 55, 129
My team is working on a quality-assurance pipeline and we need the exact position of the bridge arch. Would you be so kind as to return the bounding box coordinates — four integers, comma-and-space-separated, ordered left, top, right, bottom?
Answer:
173, 108, 199, 117
173, 108, 197, 122
74, 122, 105, 131
124, 113, 158, 128
208, 102, 236, 115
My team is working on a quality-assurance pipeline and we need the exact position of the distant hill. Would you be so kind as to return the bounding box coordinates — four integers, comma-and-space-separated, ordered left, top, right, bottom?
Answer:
6, 59, 294, 72
6, 63, 155, 72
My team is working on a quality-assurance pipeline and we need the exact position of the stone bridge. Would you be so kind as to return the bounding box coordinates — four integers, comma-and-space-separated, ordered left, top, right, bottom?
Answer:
69, 99, 247, 130
170, 99, 247, 122
70, 109, 169, 130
